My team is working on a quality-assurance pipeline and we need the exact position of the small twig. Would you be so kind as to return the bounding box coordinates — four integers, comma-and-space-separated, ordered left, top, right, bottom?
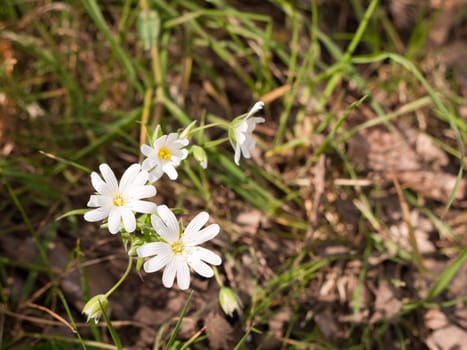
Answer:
26, 302, 76, 333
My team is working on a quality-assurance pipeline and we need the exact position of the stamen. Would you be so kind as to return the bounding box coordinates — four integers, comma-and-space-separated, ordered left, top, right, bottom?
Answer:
158, 147, 171, 160
171, 240, 183, 255
113, 193, 125, 207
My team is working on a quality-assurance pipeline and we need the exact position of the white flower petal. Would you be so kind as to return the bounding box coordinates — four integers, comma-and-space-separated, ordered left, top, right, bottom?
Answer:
151, 215, 173, 242
166, 133, 178, 143
99, 164, 118, 190
87, 194, 111, 208
246, 101, 264, 118
193, 246, 222, 265
141, 157, 155, 171
127, 185, 156, 200
175, 256, 191, 290
184, 211, 209, 237
120, 207, 136, 233
153, 135, 167, 148
130, 200, 157, 214
249, 116, 265, 129
90, 172, 107, 194
234, 142, 241, 165
240, 141, 252, 159
144, 254, 171, 273
180, 148, 189, 159
151, 205, 179, 242
137, 242, 170, 257
84, 207, 109, 222
162, 259, 178, 288
163, 163, 178, 180
236, 120, 249, 134
108, 209, 122, 234
141, 144, 154, 157
189, 257, 214, 278
174, 138, 189, 147
148, 167, 164, 182
119, 164, 141, 192
158, 205, 179, 234
186, 224, 220, 246
132, 169, 150, 186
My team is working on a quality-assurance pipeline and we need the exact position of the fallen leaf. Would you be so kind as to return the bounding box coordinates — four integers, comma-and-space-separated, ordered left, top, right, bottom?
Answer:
204, 311, 233, 350
369, 280, 402, 323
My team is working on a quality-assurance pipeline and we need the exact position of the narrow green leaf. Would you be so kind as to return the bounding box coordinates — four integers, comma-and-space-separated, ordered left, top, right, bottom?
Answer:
100, 299, 123, 350
166, 292, 193, 348
426, 249, 467, 301
81, 0, 143, 94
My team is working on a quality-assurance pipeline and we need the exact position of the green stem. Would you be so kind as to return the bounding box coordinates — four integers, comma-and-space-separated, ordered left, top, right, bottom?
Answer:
191, 122, 229, 133
204, 137, 229, 148
105, 255, 133, 298
213, 266, 224, 287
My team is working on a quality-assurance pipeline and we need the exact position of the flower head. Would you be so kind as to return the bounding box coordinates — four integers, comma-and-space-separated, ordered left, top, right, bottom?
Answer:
137, 205, 222, 290
82, 294, 108, 323
84, 163, 157, 234
231, 101, 265, 165
141, 133, 189, 182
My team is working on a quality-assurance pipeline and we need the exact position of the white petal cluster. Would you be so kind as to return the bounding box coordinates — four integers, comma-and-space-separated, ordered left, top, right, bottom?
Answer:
233, 101, 265, 165
84, 163, 157, 234
137, 205, 222, 290
141, 133, 189, 182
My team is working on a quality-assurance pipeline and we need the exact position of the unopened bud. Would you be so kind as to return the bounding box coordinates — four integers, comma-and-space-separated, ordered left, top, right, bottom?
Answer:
219, 287, 242, 317
192, 145, 208, 169
82, 294, 108, 323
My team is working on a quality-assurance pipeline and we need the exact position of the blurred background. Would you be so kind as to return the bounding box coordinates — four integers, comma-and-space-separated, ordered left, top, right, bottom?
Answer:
1, 0, 466, 349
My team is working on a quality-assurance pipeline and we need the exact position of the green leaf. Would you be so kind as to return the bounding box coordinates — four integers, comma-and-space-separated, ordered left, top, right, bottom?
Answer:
426, 249, 467, 301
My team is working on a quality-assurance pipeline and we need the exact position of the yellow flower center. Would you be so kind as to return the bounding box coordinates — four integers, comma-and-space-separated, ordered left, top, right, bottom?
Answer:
113, 193, 125, 207
158, 147, 171, 160
171, 240, 183, 255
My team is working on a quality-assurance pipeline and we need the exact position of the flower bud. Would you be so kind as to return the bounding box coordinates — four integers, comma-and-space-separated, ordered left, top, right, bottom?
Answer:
218, 287, 242, 317
179, 120, 197, 139
82, 294, 108, 323
192, 145, 208, 169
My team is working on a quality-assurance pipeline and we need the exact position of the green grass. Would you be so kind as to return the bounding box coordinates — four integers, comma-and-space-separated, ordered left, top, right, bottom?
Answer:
1, 0, 466, 349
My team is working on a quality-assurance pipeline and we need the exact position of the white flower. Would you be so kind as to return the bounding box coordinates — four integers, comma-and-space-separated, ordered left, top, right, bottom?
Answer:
141, 133, 189, 182
137, 205, 222, 290
232, 101, 265, 165
84, 163, 157, 234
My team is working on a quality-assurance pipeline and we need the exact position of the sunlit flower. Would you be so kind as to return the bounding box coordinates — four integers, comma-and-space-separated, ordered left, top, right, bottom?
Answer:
231, 101, 265, 165
141, 133, 189, 182
137, 205, 222, 290
82, 294, 108, 323
84, 163, 157, 234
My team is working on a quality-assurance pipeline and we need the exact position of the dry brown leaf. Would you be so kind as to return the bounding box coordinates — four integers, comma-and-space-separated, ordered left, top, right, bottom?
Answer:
388, 210, 436, 254
235, 209, 263, 235
204, 311, 233, 350
348, 126, 467, 203
314, 308, 340, 338
369, 280, 402, 324
425, 308, 467, 350
268, 307, 293, 339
